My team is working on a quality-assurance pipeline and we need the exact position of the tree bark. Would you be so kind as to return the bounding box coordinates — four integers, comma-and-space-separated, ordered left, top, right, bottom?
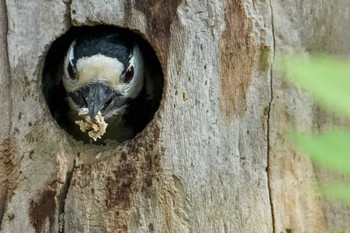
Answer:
0, 0, 349, 233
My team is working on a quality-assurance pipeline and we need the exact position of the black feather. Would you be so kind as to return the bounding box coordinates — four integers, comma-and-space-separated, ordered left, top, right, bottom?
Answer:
124, 79, 159, 135
72, 33, 133, 68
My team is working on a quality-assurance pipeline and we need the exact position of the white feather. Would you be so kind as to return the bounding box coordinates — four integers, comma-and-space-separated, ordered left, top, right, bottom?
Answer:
117, 44, 144, 99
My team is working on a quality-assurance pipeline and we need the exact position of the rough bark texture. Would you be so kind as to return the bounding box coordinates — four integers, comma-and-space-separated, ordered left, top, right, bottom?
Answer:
269, 1, 350, 232
0, 0, 349, 233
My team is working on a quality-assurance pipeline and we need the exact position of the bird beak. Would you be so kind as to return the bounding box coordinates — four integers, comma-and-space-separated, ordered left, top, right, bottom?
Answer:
68, 82, 125, 118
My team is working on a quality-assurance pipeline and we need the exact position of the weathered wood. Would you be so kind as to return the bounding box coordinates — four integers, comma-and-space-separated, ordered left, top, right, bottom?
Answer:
269, 1, 350, 232
0, 0, 10, 141
0, 0, 349, 233
1, 1, 74, 233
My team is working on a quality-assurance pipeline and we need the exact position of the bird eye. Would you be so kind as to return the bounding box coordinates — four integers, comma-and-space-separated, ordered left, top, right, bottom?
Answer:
123, 66, 134, 83
67, 62, 76, 79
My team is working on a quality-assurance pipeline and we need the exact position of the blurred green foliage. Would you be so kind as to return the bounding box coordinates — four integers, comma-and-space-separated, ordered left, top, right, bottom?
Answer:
281, 55, 350, 203
282, 56, 350, 117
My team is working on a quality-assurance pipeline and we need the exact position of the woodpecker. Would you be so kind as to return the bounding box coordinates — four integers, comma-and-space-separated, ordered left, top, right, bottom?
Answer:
59, 32, 157, 143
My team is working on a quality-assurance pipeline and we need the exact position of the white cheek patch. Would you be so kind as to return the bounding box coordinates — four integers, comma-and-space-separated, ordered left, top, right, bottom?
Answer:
76, 55, 124, 88
117, 45, 144, 99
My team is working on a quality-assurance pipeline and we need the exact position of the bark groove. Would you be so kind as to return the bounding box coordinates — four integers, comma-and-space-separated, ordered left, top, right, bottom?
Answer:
58, 158, 76, 233
267, 1, 277, 233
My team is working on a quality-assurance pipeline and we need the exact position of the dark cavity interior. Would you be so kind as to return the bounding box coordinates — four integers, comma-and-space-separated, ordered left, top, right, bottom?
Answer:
43, 25, 163, 144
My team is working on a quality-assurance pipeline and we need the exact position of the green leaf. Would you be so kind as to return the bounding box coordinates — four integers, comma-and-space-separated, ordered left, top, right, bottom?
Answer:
280, 56, 350, 117
320, 183, 350, 204
291, 130, 350, 174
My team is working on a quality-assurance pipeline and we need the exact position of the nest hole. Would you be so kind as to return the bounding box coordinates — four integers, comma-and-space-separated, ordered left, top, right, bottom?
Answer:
43, 25, 164, 144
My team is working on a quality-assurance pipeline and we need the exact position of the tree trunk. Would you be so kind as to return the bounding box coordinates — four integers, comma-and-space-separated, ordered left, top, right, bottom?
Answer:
0, 1, 349, 233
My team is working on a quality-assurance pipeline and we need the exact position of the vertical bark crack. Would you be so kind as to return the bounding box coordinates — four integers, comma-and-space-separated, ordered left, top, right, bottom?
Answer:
63, 0, 72, 24
3, 0, 13, 137
267, 0, 276, 233
58, 4, 76, 233
58, 158, 76, 233
0, 2, 10, 225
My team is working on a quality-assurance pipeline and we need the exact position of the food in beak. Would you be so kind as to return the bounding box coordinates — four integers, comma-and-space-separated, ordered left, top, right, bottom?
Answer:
75, 108, 108, 141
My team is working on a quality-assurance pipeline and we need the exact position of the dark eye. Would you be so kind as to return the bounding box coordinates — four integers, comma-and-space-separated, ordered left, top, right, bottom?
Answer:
67, 62, 76, 79
124, 66, 134, 83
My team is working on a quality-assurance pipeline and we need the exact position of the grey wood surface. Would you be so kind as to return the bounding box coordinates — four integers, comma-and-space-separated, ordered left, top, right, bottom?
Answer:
0, 0, 349, 232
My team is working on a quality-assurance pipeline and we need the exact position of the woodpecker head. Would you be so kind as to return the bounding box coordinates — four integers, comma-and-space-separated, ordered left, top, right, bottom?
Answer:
63, 34, 144, 119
